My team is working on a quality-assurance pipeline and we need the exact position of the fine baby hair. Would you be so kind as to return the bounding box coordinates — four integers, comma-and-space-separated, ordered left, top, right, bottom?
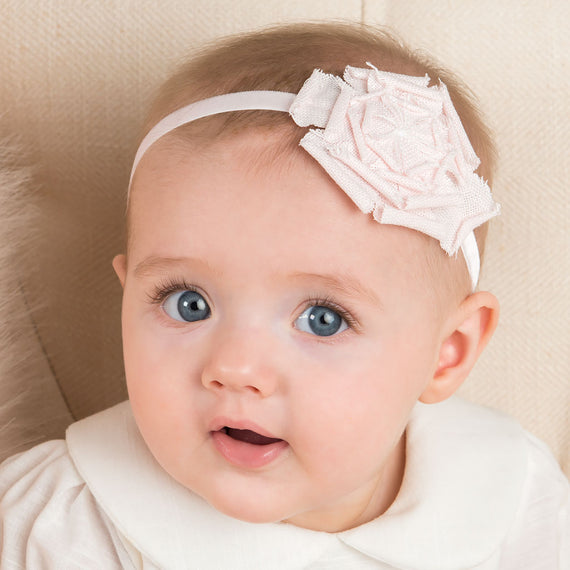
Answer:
1, 20, 568, 570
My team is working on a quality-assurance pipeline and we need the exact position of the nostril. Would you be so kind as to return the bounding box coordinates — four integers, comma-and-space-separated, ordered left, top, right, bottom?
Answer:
202, 364, 277, 396
210, 381, 260, 393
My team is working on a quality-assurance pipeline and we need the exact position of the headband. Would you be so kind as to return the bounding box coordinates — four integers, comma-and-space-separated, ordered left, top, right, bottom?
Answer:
130, 65, 500, 290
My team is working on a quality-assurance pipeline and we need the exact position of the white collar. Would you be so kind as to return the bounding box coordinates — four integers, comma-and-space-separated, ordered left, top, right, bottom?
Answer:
67, 397, 527, 569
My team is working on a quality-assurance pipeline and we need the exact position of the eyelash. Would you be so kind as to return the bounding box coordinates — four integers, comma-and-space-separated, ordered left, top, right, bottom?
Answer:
146, 278, 196, 305
146, 281, 360, 332
301, 295, 360, 332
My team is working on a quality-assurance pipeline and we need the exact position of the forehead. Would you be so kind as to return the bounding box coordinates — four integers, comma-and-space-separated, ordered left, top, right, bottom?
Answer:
128, 131, 437, 297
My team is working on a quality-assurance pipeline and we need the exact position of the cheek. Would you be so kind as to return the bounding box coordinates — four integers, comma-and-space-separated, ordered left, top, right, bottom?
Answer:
122, 323, 209, 477
290, 335, 434, 447
121, 307, 203, 439
301, 333, 433, 401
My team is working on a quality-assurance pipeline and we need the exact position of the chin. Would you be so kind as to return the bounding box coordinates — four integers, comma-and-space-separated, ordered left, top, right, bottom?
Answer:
204, 488, 290, 525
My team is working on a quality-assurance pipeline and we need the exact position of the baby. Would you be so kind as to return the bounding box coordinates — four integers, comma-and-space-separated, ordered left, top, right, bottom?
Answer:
1, 22, 568, 569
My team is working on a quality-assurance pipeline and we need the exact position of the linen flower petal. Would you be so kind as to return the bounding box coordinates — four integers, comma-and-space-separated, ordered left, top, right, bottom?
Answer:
289, 66, 500, 257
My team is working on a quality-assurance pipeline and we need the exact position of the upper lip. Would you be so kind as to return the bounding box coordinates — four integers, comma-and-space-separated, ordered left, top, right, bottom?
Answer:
209, 416, 281, 440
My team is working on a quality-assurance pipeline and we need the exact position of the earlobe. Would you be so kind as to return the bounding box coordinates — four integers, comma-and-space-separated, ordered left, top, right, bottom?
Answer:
420, 291, 500, 404
112, 254, 127, 288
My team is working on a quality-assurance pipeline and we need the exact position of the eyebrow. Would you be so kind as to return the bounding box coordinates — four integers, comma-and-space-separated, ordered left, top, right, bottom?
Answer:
289, 272, 382, 307
133, 256, 218, 278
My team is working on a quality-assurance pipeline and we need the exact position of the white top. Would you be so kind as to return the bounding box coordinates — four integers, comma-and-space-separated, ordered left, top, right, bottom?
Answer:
0, 397, 568, 569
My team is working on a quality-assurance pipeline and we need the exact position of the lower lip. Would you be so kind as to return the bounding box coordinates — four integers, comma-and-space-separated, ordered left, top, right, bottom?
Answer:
211, 431, 289, 469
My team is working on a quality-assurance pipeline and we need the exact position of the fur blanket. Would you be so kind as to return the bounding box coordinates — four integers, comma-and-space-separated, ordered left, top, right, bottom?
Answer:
0, 142, 72, 461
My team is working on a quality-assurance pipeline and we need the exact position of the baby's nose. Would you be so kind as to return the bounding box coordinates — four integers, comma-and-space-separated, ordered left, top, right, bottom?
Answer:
200, 330, 279, 397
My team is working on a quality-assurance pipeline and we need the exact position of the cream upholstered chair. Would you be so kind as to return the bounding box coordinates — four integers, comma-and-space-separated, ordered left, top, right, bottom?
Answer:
0, 1, 568, 476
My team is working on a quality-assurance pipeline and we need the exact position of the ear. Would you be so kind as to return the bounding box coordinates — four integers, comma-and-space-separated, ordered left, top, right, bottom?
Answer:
112, 254, 127, 289
420, 291, 500, 404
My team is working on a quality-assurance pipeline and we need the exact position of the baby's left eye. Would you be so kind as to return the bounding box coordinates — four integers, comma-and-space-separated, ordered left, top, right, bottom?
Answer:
295, 305, 348, 337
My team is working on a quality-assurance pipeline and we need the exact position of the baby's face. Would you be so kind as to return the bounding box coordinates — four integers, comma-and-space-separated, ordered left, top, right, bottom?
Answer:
118, 131, 451, 532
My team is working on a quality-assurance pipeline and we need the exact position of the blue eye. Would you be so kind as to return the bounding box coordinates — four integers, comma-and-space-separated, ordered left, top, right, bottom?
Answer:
162, 290, 211, 322
295, 305, 348, 337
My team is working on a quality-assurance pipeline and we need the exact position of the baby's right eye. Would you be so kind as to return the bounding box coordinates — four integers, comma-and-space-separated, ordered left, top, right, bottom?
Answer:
162, 290, 211, 322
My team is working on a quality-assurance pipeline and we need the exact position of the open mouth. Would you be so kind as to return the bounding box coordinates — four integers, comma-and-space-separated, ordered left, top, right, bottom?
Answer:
221, 427, 283, 446
212, 426, 288, 468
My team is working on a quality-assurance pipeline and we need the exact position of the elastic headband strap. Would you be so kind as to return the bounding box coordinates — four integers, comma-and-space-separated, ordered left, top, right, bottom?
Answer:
130, 91, 295, 185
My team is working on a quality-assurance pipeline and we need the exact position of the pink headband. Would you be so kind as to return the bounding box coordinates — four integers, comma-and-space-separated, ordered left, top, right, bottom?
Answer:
130, 65, 500, 290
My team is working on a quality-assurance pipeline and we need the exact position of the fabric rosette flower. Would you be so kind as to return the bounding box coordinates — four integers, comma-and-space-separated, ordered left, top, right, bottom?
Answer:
289, 65, 500, 257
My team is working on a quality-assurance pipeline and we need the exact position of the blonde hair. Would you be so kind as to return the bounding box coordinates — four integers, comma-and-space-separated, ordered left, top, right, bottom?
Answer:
133, 22, 497, 291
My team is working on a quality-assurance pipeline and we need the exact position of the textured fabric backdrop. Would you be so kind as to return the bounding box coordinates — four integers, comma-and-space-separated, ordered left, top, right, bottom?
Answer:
0, 0, 568, 474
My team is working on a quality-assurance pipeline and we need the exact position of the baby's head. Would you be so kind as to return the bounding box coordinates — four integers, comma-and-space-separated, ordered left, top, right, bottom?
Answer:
113, 23, 500, 532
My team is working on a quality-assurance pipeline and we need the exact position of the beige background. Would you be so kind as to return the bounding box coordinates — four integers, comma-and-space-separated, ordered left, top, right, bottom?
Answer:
0, 1, 568, 475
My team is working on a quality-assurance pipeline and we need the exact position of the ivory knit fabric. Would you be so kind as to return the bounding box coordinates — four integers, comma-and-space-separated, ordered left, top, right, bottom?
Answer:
0, 0, 568, 477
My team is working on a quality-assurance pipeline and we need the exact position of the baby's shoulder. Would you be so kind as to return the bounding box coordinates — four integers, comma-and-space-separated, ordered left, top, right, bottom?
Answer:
0, 439, 135, 569
496, 427, 569, 567
522, 427, 568, 482
1, 438, 79, 494
402, 398, 569, 567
